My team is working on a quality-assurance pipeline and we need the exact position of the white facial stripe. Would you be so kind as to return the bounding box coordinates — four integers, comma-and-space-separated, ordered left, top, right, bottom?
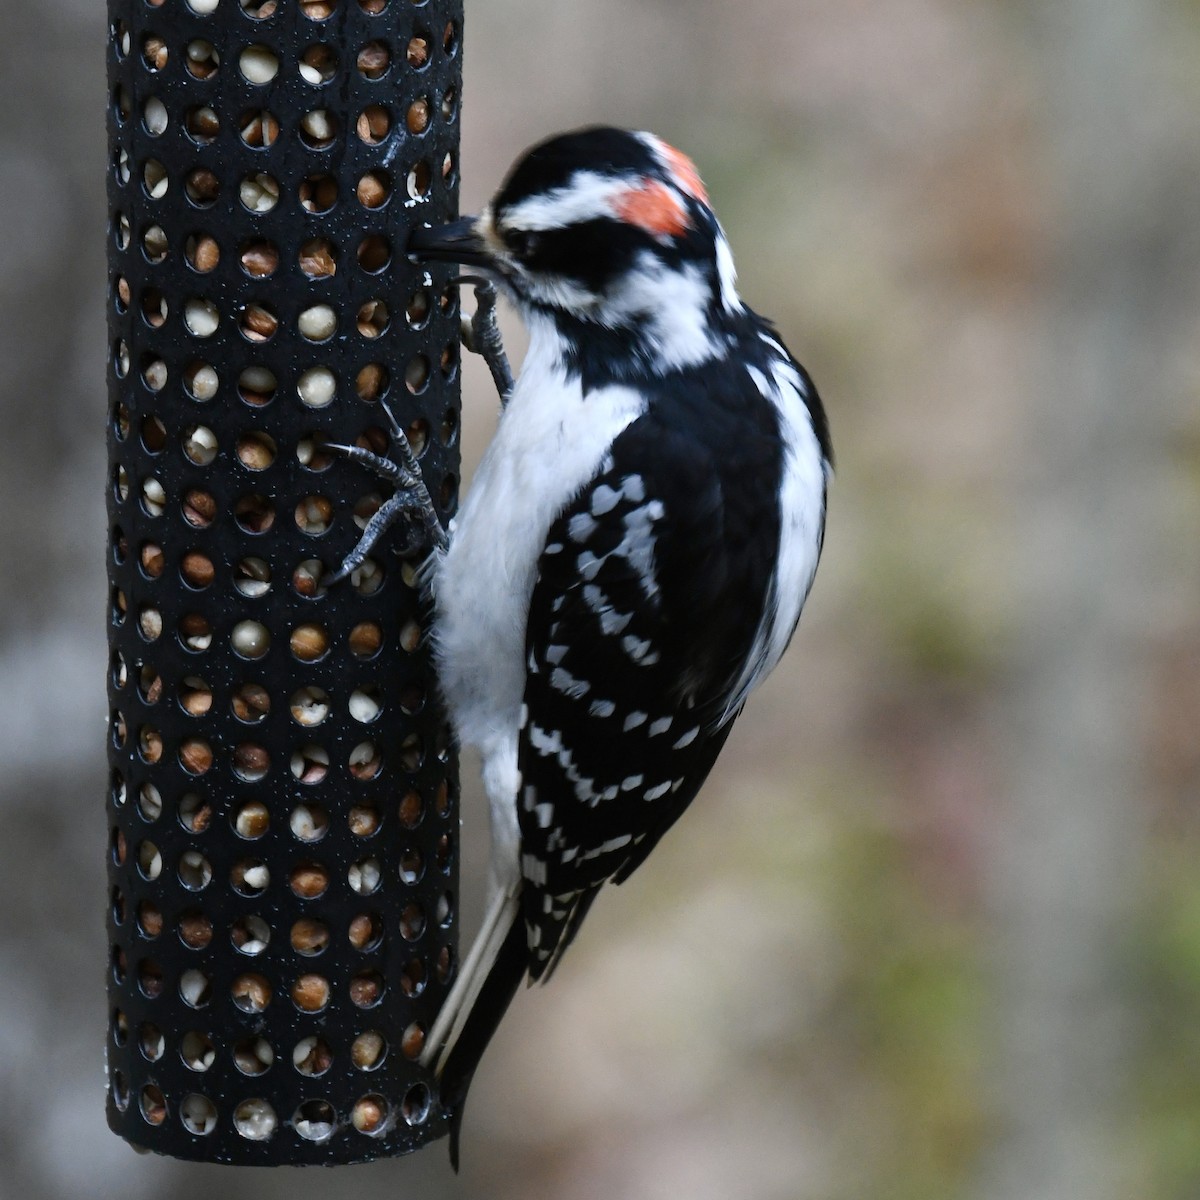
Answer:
595, 250, 720, 367
521, 272, 598, 312
637, 131, 709, 203
714, 231, 742, 313
477, 204, 502, 253
637, 133, 680, 186
636, 131, 664, 156
501, 171, 631, 233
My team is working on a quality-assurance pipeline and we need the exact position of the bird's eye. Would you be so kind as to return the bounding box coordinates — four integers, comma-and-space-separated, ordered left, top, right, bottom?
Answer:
505, 229, 540, 259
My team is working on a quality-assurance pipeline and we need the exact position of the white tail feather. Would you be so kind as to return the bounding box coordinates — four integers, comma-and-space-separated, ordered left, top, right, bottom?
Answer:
420, 883, 523, 1073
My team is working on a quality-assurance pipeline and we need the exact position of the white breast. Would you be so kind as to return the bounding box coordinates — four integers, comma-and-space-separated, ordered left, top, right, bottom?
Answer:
432, 320, 647, 766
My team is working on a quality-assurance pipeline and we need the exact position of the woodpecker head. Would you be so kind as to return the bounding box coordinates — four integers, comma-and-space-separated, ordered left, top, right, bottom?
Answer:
410, 127, 744, 370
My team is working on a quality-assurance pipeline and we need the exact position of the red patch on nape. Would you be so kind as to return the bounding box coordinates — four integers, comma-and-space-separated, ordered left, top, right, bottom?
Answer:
659, 142, 709, 205
613, 179, 691, 239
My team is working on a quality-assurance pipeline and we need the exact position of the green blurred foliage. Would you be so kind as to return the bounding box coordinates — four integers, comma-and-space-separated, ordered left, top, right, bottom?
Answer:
820, 812, 986, 1200
1138, 842, 1200, 1200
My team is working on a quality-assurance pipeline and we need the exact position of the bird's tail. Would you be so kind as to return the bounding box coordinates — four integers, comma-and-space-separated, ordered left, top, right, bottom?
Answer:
436, 909, 528, 1171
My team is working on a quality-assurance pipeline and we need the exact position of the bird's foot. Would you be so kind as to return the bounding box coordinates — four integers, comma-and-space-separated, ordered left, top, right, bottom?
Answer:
454, 275, 514, 407
325, 400, 447, 586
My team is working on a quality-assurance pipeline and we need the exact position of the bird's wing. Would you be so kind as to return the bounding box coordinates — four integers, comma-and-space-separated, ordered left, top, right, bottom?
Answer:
516, 410, 763, 980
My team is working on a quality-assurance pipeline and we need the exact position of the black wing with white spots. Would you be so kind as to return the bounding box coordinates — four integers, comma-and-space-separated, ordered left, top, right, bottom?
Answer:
516, 385, 785, 979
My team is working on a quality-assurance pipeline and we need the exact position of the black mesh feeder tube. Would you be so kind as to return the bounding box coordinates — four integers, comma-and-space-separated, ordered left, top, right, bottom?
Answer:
104, 0, 463, 1164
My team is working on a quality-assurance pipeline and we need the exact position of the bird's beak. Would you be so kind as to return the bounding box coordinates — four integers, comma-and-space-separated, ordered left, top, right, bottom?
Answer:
408, 216, 492, 267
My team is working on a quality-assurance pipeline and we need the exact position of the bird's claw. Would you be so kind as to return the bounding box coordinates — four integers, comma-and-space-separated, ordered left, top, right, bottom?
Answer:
325, 403, 448, 581
325, 267, 511, 585
451, 274, 514, 406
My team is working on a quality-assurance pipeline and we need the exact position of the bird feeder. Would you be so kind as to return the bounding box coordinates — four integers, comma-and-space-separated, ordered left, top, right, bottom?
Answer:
104, 0, 463, 1163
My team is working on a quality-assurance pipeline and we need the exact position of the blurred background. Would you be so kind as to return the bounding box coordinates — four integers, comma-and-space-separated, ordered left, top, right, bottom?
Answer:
2, 0, 1199, 1197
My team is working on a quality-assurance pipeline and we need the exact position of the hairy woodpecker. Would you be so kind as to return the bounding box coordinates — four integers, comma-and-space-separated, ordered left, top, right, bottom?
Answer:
333, 126, 832, 1166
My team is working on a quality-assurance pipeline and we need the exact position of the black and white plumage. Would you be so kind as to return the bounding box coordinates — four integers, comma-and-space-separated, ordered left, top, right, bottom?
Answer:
387, 127, 831, 1165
